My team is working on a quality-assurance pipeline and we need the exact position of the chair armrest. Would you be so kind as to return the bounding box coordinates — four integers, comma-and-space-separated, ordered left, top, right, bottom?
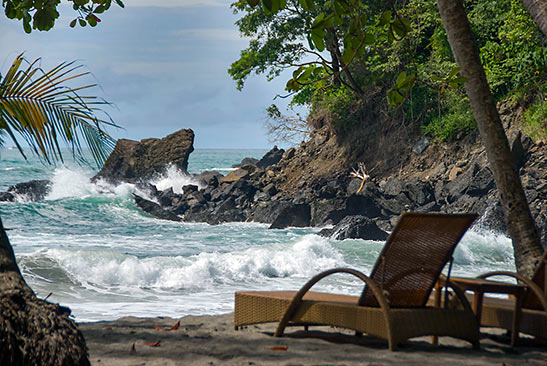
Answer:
274, 267, 390, 337
478, 271, 547, 311
442, 279, 476, 314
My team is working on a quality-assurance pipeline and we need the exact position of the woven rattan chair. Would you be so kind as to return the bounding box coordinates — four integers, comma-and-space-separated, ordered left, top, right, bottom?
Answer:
234, 212, 480, 351
453, 250, 547, 345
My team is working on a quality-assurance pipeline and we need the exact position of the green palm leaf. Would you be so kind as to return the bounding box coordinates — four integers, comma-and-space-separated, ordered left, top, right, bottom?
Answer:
0, 53, 119, 168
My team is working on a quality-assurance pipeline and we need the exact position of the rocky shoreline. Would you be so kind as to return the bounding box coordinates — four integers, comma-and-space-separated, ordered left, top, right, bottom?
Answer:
2, 126, 546, 247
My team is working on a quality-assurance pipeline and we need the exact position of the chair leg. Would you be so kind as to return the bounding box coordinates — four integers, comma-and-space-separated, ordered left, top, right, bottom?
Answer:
511, 292, 524, 346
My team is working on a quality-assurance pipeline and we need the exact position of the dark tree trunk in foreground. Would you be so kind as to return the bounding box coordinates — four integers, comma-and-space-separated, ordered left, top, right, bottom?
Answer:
437, 0, 544, 278
522, 0, 547, 37
0, 218, 89, 365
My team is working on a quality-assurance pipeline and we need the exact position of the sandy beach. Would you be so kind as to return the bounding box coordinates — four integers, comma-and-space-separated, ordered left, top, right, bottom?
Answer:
79, 314, 547, 365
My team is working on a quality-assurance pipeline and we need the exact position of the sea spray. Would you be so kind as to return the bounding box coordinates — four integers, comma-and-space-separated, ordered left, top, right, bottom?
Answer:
151, 164, 202, 193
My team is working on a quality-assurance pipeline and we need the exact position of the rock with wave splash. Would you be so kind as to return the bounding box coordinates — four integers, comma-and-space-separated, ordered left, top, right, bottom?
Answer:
0, 180, 51, 202
318, 215, 388, 241
93, 128, 194, 184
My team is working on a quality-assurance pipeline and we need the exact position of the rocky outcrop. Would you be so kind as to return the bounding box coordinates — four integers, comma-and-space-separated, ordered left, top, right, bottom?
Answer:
0, 180, 51, 202
93, 129, 194, 184
134, 123, 547, 244
256, 146, 284, 168
318, 215, 389, 241
269, 204, 311, 229
133, 194, 181, 222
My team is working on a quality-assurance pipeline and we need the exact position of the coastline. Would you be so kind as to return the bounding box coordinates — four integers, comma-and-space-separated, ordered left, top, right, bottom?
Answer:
80, 313, 547, 365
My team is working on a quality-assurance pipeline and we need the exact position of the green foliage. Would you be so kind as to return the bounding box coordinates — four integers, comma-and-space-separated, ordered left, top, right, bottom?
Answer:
236, 0, 545, 141
0, 54, 118, 167
3, 0, 123, 33
523, 92, 547, 141
231, 0, 389, 100
313, 85, 360, 131
422, 91, 476, 141
469, 0, 546, 99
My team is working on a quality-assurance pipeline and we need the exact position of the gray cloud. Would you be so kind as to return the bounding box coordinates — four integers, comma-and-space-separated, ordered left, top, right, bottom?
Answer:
1, 3, 294, 148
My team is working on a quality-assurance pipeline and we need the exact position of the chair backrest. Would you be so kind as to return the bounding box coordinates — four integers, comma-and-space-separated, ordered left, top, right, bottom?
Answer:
525, 250, 547, 309
359, 212, 478, 308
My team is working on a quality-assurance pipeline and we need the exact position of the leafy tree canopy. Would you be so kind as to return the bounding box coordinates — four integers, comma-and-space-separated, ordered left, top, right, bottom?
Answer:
3, 0, 124, 33
233, 0, 546, 140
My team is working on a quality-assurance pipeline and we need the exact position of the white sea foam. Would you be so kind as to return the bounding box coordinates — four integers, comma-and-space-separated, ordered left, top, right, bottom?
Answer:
20, 235, 345, 293
46, 167, 99, 200
151, 164, 201, 194
44, 166, 156, 201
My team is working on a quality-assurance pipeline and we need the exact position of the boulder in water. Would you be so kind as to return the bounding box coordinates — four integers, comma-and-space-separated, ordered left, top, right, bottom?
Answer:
269, 203, 311, 229
0, 180, 52, 202
133, 194, 181, 221
318, 215, 389, 241
94, 129, 194, 184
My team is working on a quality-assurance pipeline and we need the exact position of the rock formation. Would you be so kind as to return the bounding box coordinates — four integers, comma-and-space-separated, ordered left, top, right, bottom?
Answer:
93, 129, 194, 184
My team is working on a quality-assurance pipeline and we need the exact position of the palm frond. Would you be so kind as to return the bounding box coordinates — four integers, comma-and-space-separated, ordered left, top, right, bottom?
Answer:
0, 53, 119, 168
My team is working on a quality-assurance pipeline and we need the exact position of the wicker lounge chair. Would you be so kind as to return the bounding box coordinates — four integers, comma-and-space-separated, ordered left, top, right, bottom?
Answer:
234, 212, 480, 350
451, 250, 547, 345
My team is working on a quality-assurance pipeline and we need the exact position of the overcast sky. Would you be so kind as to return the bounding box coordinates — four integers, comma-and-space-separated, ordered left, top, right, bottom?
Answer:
0, 1, 296, 148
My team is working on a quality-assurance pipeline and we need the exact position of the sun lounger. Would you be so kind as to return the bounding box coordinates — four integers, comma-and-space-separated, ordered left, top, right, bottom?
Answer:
234, 212, 480, 350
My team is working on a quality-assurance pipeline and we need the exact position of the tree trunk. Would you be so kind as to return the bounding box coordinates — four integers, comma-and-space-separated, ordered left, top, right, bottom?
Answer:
326, 29, 342, 88
0, 217, 89, 365
437, 0, 544, 278
522, 0, 547, 37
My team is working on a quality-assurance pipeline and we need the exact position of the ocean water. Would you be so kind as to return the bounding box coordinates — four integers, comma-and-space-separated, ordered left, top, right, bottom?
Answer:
0, 148, 515, 322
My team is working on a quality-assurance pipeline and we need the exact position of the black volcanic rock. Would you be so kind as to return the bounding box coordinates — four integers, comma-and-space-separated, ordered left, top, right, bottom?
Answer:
94, 129, 194, 183
232, 157, 259, 168
133, 194, 181, 221
318, 215, 389, 241
0, 180, 52, 202
269, 203, 311, 229
257, 146, 284, 169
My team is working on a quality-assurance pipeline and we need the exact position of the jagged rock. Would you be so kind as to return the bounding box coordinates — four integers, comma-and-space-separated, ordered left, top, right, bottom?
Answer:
133, 194, 181, 221
257, 146, 285, 169
321, 194, 384, 226
269, 203, 311, 229
253, 191, 270, 202
182, 184, 199, 194
468, 167, 494, 196
0, 180, 52, 202
509, 131, 528, 169
376, 193, 412, 215
214, 197, 236, 214
405, 179, 434, 206
346, 179, 363, 195
446, 164, 478, 203
383, 178, 404, 198
189, 191, 207, 205
475, 200, 507, 234
219, 168, 249, 184
262, 183, 277, 197
232, 157, 259, 168
0, 192, 15, 202
252, 201, 292, 223
158, 188, 178, 207
209, 209, 247, 224
194, 171, 222, 188
318, 215, 389, 241
282, 148, 296, 160
94, 129, 194, 183
412, 137, 430, 155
